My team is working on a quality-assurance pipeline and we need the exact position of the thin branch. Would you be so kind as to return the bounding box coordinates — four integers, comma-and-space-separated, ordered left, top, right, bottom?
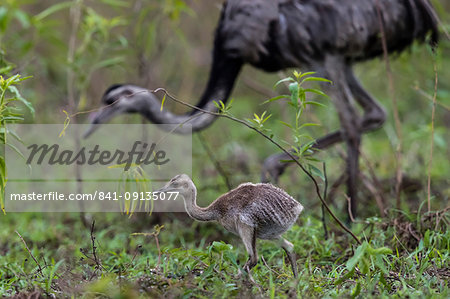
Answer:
90, 220, 101, 269
322, 162, 329, 240
15, 231, 43, 276
150, 88, 361, 245
427, 58, 438, 212
154, 234, 162, 270
375, 0, 403, 209
412, 85, 449, 111
261, 255, 280, 276
344, 194, 356, 223
67, 0, 87, 228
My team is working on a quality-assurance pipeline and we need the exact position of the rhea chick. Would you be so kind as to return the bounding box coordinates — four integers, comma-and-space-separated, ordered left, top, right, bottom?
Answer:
157, 174, 303, 277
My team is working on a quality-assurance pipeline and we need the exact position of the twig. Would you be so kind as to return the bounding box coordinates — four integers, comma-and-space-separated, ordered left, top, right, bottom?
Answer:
412, 85, 449, 111
261, 256, 280, 276
90, 220, 102, 274
15, 231, 43, 276
322, 163, 329, 240
66, 0, 87, 228
375, 0, 403, 209
150, 88, 361, 245
131, 224, 164, 269
154, 233, 162, 270
197, 132, 233, 190
427, 58, 438, 212
344, 194, 356, 223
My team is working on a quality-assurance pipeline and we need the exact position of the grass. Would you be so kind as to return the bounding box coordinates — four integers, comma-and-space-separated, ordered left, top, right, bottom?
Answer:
0, 208, 448, 298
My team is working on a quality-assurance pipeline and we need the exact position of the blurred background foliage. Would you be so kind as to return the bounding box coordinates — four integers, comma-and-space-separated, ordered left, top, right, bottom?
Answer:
0, 0, 449, 297
0, 0, 447, 213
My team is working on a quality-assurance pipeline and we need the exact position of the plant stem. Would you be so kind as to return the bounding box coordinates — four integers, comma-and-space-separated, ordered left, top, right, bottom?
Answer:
427, 58, 438, 212
375, 0, 403, 209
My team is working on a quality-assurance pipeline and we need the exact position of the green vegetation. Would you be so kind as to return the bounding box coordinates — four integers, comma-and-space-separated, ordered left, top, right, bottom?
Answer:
0, 212, 448, 298
0, 0, 449, 298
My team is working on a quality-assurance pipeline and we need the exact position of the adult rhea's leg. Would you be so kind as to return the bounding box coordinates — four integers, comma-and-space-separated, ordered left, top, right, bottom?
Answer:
346, 68, 386, 131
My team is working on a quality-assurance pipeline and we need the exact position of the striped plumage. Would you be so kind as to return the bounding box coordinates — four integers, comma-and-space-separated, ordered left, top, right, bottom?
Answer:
157, 174, 303, 277
210, 183, 303, 239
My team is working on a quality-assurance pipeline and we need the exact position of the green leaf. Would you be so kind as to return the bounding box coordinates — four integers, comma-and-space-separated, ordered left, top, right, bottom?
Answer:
298, 71, 316, 79
351, 282, 361, 299
279, 159, 296, 164
374, 255, 389, 275
91, 56, 125, 71
34, 2, 73, 21
301, 76, 332, 84
211, 241, 233, 253
288, 82, 299, 108
2, 116, 24, 122
14, 10, 31, 29
346, 242, 368, 271
358, 257, 370, 274
279, 121, 293, 128
0, 65, 13, 75
308, 164, 324, 181
367, 246, 393, 255
58, 110, 70, 138
46, 259, 64, 294
305, 101, 327, 108
273, 77, 294, 88
262, 95, 289, 104
99, 0, 130, 7
301, 140, 316, 154
0, 157, 4, 213
0, 156, 6, 188
160, 94, 166, 111
6, 142, 26, 161
304, 88, 329, 98
8, 86, 34, 117
305, 157, 322, 163
299, 123, 321, 129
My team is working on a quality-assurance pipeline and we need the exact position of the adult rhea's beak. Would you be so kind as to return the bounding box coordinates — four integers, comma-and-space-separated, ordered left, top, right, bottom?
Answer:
83, 105, 122, 138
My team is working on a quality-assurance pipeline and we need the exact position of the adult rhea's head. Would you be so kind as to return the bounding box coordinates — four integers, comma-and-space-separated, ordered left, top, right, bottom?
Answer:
83, 84, 155, 138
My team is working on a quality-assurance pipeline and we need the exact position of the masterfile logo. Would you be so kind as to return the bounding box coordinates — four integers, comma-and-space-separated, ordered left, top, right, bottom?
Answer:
26, 141, 170, 170
4, 124, 191, 212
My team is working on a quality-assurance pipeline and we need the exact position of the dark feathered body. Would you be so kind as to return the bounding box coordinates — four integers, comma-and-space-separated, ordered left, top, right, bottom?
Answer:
220, 0, 438, 71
